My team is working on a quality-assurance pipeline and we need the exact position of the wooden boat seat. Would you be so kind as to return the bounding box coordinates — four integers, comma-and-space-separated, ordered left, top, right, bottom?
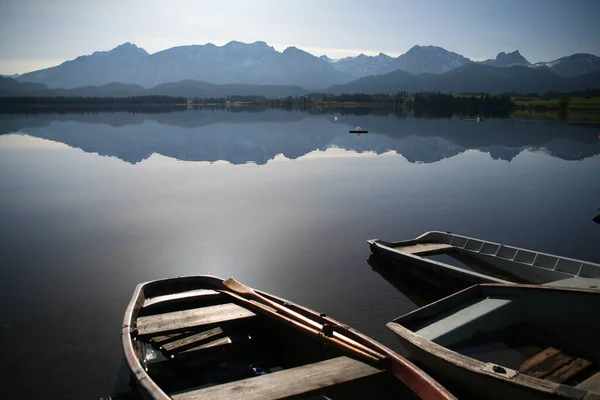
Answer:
172, 334, 252, 360
143, 289, 221, 308
170, 356, 383, 400
520, 347, 593, 384
395, 243, 455, 256
136, 303, 256, 336
159, 327, 224, 352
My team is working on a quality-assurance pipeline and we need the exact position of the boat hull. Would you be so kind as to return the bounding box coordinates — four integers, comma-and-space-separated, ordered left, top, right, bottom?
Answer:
369, 231, 600, 289
387, 284, 600, 400
389, 323, 587, 400
368, 239, 510, 292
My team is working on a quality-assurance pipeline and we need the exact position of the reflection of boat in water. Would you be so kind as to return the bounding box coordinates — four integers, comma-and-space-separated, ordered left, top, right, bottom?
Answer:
369, 231, 600, 290
387, 284, 600, 400
367, 255, 451, 307
122, 275, 457, 400
350, 126, 369, 134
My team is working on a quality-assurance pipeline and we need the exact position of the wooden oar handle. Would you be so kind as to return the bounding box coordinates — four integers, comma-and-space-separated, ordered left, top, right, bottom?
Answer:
256, 295, 386, 360
217, 289, 381, 363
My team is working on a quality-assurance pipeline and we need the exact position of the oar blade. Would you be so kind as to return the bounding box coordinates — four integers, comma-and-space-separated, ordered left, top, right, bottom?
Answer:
223, 277, 255, 296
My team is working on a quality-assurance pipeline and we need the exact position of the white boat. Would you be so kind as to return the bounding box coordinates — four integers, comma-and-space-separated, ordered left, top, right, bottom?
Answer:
387, 283, 600, 400
368, 231, 600, 290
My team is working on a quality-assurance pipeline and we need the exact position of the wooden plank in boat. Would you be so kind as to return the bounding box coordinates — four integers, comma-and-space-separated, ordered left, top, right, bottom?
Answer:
144, 289, 221, 308
150, 331, 190, 346
136, 303, 256, 336
161, 327, 224, 352
576, 371, 600, 391
171, 356, 382, 400
546, 358, 592, 383
173, 334, 251, 360
519, 347, 573, 378
395, 243, 455, 256
179, 336, 233, 352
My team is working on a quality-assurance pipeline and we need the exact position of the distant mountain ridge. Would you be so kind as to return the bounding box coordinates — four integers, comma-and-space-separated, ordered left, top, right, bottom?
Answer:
17, 41, 350, 90
14, 41, 600, 90
3, 62, 600, 97
327, 64, 600, 95
481, 50, 531, 67
330, 53, 394, 78
533, 53, 600, 77
384, 45, 472, 75
0, 76, 307, 98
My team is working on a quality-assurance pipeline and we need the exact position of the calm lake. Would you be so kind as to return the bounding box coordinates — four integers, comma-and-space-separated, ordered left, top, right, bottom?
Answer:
1, 109, 599, 399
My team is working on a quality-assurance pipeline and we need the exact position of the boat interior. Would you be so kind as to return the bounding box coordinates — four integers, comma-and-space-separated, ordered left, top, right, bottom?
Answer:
392, 284, 600, 391
373, 231, 600, 285
128, 277, 418, 400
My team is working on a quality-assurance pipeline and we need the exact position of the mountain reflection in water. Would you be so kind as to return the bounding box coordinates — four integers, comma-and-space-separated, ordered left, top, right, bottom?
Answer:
1, 108, 599, 165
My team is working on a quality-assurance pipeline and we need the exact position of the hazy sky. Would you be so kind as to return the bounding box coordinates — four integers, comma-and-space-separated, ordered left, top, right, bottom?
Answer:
0, 0, 598, 74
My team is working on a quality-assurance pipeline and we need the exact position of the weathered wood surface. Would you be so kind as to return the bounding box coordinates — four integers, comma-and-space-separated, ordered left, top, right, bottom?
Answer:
171, 356, 383, 400
150, 331, 189, 346
143, 289, 221, 308
136, 303, 256, 336
176, 336, 235, 356
546, 358, 592, 383
161, 327, 224, 352
519, 347, 573, 378
395, 243, 455, 256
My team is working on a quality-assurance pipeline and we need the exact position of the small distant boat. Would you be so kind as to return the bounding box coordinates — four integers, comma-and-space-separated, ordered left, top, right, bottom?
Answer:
122, 275, 456, 400
387, 284, 600, 400
350, 126, 368, 134
368, 231, 600, 289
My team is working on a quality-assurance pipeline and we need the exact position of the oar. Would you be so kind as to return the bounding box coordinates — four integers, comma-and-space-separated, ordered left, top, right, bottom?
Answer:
222, 278, 456, 400
215, 286, 381, 363
222, 278, 385, 360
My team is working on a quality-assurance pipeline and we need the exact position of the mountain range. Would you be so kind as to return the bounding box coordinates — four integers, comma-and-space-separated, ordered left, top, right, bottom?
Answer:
12, 41, 600, 91
327, 64, 600, 95
15, 42, 351, 90
3, 65, 599, 98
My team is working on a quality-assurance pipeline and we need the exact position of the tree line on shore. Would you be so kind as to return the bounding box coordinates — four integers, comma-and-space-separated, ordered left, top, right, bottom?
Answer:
2, 91, 596, 116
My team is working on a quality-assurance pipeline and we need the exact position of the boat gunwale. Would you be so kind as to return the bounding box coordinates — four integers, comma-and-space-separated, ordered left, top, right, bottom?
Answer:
368, 240, 512, 285
370, 231, 600, 272
392, 283, 600, 326
386, 321, 593, 399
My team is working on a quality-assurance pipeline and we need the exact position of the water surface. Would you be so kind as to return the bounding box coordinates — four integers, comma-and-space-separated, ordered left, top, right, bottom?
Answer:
1, 109, 599, 399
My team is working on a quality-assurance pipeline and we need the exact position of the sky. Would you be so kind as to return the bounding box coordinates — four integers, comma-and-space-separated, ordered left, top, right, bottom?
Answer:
0, 0, 599, 74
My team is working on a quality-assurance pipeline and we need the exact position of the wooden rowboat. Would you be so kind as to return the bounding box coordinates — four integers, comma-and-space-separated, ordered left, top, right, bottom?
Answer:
387, 284, 600, 400
369, 231, 600, 289
122, 275, 456, 400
